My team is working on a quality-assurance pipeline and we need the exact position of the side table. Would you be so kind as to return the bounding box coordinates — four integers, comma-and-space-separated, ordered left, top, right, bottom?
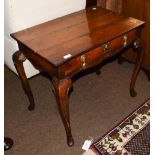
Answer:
11, 7, 145, 146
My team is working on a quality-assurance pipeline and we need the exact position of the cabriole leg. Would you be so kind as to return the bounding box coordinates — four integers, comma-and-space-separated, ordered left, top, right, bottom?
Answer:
52, 78, 74, 146
130, 39, 144, 97
12, 51, 35, 110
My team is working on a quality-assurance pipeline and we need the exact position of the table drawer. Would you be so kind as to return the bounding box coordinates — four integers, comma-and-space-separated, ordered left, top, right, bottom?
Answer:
59, 29, 139, 78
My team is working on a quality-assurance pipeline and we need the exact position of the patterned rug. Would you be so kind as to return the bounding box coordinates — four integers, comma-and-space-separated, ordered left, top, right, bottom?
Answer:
83, 98, 150, 155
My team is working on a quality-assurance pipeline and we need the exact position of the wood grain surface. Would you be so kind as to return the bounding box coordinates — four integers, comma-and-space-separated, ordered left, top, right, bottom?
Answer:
11, 7, 144, 67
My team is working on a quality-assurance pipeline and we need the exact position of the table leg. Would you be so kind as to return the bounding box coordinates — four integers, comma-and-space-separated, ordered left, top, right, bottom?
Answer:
52, 78, 74, 146
130, 39, 144, 97
12, 51, 35, 110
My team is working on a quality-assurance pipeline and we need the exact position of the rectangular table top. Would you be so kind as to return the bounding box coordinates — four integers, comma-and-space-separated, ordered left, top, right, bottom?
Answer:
11, 7, 144, 67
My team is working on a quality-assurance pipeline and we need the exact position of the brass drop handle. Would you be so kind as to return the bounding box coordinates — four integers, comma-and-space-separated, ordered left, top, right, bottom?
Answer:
123, 34, 128, 46
80, 54, 87, 69
102, 42, 110, 51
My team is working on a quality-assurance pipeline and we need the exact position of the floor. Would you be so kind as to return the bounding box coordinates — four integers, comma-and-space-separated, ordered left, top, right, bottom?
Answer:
4, 60, 149, 155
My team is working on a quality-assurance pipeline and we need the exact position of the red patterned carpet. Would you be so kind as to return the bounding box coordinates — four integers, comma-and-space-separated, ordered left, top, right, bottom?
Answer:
84, 98, 150, 155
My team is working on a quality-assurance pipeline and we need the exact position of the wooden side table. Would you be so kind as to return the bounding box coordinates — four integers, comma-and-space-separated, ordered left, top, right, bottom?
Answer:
11, 7, 144, 146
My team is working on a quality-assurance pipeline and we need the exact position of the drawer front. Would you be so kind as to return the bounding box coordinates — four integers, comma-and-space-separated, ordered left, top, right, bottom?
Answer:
59, 28, 139, 78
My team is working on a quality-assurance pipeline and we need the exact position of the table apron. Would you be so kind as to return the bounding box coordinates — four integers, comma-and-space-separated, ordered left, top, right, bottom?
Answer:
58, 28, 140, 79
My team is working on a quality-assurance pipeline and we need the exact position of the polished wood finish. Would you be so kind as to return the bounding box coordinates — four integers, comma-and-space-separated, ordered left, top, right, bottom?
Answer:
11, 7, 144, 146
52, 78, 73, 146
97, 0, 106, 8
122, 0, 150, 70
97, 0, 122, 13
130, 39, 144, 97
11, 8, 144, 68
12, 51, 35, 110
97, 0, 150, 71
121, 0, 150, 79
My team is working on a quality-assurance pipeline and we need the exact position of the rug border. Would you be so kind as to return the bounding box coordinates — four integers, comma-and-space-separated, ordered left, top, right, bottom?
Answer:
123, 121, 150, 153
90, 97, 150, 155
